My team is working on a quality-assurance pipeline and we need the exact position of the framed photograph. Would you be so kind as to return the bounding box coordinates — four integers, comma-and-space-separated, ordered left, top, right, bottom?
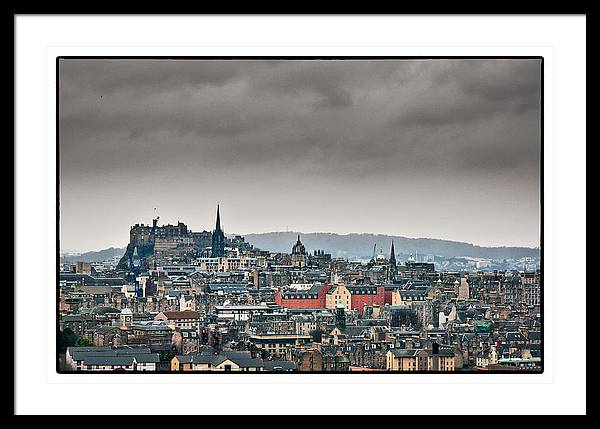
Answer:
56, 56, 543, 375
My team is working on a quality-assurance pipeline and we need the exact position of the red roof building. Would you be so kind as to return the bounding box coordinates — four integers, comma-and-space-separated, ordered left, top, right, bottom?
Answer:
275, 284, 332, 309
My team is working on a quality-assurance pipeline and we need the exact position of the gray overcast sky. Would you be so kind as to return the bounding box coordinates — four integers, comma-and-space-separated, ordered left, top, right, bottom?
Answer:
59, 58, 541, 253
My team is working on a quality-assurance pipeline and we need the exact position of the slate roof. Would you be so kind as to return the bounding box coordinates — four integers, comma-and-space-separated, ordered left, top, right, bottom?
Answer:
68, 346, 154, 362
189, 354, 218, 365
281, 284, 325, 298
180, 350, 265, 368
206, 283, 249, 293
70, 345, 159, 367
176, 355, 194, 364
357, 319, 388, 327
60, 273, 128, 286
398, 289, 429, 298
222, 357, 264, 368
167, 290, 191, 298
334, 326, 369, 338
390, 349, 420, 357
83, 356, 135, 366
132, 354, 160, 363
390, 347, 455, 358
347, 285, 381, 294
263, 361, 298, 371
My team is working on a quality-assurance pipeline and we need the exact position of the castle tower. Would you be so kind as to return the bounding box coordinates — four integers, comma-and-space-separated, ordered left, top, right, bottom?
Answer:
211, 204, 226, 257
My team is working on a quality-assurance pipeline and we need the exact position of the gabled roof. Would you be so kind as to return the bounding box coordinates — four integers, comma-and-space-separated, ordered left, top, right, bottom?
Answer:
212, 351, 264, 368
182, 350, 265, 368
333, 326, 369, 338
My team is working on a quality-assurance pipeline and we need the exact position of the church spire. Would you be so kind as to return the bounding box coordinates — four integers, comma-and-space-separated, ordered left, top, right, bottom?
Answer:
211, 204, 225, 257
388, 240, 397, 282
215, 204, 221, 231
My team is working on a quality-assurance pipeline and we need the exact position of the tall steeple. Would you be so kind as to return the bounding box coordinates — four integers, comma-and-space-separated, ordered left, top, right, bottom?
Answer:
389, 241, 397, 266
388, 241, 397, 282
211, 204, 226, 257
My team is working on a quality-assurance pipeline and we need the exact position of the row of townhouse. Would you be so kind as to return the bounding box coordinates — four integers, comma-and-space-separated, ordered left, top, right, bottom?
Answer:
65, 346, 160, 371
171, 350, 297, 372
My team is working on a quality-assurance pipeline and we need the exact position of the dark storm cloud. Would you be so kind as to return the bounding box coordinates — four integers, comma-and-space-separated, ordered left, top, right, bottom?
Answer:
250, 61, 358, 108
59, 58, 541, 251
60, 59, 242, 94
455, 60, 541, 102
392, 60, 541, 128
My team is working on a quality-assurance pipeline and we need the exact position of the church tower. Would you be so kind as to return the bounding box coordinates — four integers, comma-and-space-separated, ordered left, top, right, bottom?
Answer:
291, 234, 307, 268
211, 204, 226, 257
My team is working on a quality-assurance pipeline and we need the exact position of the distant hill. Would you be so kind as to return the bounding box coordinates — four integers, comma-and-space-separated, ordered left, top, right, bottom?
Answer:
63, 232, 539, 264
242, 232, 539, 260
60, 247, 126, 263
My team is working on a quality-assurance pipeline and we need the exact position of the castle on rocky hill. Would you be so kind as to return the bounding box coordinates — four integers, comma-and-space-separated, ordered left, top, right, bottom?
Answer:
116, 205, 252, 271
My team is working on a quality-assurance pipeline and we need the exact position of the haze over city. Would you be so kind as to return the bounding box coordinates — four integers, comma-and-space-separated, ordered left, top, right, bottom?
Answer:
59, 59, 541, 253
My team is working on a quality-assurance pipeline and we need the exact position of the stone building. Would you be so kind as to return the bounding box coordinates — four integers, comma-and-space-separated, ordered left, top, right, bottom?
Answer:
291, 235, 307, 268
